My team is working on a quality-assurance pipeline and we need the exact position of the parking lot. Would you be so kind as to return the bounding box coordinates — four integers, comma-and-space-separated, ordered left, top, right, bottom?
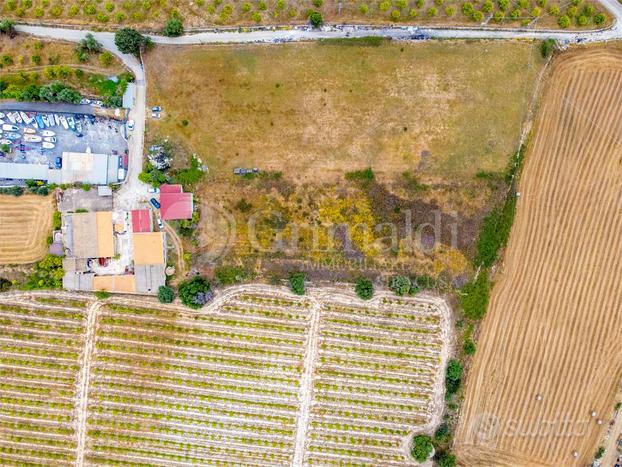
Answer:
0, 109, 127, 168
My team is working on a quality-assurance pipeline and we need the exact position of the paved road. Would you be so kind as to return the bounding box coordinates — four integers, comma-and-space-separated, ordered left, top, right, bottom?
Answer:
0, 101, 95, 115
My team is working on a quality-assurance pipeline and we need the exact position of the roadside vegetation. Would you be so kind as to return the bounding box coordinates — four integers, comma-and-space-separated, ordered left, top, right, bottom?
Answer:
0, 0, 608, 30
0, 34, 132, 105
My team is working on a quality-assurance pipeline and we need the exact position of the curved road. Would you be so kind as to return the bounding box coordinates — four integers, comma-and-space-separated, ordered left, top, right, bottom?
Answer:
12, 0, 622, 205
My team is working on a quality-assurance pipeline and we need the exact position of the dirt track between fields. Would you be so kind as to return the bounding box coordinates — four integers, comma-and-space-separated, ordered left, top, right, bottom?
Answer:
455, 48, 622, 466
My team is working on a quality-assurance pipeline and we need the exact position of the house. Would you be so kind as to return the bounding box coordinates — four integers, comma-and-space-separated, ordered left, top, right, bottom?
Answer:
131, 209, 152, 233
159, 184, 193, 221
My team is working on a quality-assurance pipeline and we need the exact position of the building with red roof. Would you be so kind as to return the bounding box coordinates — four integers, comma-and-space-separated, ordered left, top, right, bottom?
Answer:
131, 209, 152, 233
159, 184, 194, 221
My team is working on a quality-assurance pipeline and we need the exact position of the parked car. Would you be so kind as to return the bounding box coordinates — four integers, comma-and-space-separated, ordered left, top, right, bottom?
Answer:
149, 198, 161, 209
157, 217, 164, 230
127, 119, 135, 131
148, 187, 160, 194
152, 106, 162, 112
80, 98, 92, 105
152, 112, 161, 119
55, 157, 62, 169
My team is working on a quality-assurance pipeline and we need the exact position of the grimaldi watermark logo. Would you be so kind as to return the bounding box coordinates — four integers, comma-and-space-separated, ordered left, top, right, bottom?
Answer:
469, 412, 591, 448
194, 200, 460, 265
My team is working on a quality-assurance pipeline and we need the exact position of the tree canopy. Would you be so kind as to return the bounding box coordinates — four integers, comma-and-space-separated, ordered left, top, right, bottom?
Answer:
157, 285, 175, 303
355, 278, 374, 300
114, 28, 152, 55
163, 18, 184, 37
178, 276, 213, 309
410, 434, 433, 462
289, 272, 306, 295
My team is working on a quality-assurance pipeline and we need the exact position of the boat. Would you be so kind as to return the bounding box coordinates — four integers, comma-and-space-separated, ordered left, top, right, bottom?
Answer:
42, 142, 55, 149
0, 112, 4, 118
54, 114, 60, 126
0, 139, 12, 146
43, 136, 56, 143
13, 112, 22, 124
47, 114, 56, 126
23, 135, 42, 143
2, 124, 19, 132
23, 128, 36, 134
41, 130, 56, 137
76, 122, 83, 134
0, 119, 4, 125
59, 115, 69, 130
4, 133, 21, 140
67, 116, 76, 131
41, 115, 50, 127
6, 113, 16, 124
35, 115, 45, 130
19, 112, 32, 125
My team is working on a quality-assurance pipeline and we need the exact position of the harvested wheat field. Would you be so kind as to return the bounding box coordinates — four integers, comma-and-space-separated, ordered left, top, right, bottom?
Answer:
455, 49, 622, 466
0, 195, 54, 264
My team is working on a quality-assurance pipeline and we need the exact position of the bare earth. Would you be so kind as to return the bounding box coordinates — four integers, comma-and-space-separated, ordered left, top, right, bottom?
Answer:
454, 48, 622, 466
0, 195, 54, 265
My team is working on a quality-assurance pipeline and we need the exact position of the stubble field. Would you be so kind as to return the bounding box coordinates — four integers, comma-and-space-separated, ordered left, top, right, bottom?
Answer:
454, 48, 622, 466
0, 287, 449, 465
0, 195, 54, 265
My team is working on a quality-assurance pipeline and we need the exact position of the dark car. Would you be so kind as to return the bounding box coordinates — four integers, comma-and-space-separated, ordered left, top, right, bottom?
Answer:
55, 157, 62, 169
150, 198, 161, 209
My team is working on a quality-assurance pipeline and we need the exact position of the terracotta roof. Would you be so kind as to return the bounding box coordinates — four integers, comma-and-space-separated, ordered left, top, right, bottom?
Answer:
160, 192, 193, 220
160, 184, 183, 194
93, 275, 136, 293
133, 232, 166, 265
131, 209, 152, 233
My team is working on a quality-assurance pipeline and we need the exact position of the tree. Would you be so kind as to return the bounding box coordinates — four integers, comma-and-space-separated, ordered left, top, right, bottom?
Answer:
410, 434, 433, 462
76, 33, 102, 56
355, 278, 374, 300
158, 285, 175, 303
435, 451, 457, 467
178, 276, 213, 309
115, 28, 150, 55
390, 275, 411, 296
445, 359, 463, 395
595, 446, 605, 459
558, 14, 570, 27
289, 272, 306, 295
309, 11, 323, 27
0, 19, 16, 37
594, 12, 606, 24
57, 87, 81, 104
163, 17, 184, 37
540, 38, 556, 57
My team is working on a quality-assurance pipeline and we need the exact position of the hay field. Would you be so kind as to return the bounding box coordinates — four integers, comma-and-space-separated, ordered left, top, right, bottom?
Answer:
146, 41, 542, 181
455, 49, 622, 466
0, 195, 54, 265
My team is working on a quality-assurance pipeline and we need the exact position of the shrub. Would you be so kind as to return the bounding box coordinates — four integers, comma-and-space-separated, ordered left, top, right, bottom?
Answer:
163, 17, 183, 36
462, 2, 474, 15
445, 359, 463, 395
548, 3, 560, 14
493, 10, 504, 20
312, 0, 323, 6
498, 0, 509, 9
475, 195, 517, 267
157, 285, 175, 303
22, 254, 63, 289
460, 270, 490, 320
0, 19, 16, 37
482, 0, 493, 12
354, 278, 374, 300
345, 167, 374, 187
409, 7, 418, 16
289, 272, 306, 295
472, 9, 484, 20
445, 6, 456, 15
95, 290, 111, 299
391, 9, 401, 19
390, 275, 411, 296
434, 423, 451, 443
595, 446, 605, 459
178, 276, 213, 309
379, 0, 391, 9
359, 3, 369, 13
577, 14, 588, 25
426, 6, 437, 16
435, 451, 457, 467
251, 11, 262, 21
463, 336, 476, 355
410, 434, 433, 462
558, 14, 570, 27
594, 12, 605, 24
531, 6, 541, 16
541, 38, 556, 57
215, 266, 251, 285
242, 2, 251, 11
309, 10, 323, 26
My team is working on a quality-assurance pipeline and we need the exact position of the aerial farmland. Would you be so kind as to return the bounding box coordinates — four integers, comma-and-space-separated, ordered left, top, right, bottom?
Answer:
0, 287, 449, 465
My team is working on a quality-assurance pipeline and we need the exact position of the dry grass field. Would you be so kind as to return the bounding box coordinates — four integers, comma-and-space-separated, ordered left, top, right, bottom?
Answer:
0, 288, 449, 465
146, 41, 544, 279
0, 195, 54, 265
454, 48, 622, 466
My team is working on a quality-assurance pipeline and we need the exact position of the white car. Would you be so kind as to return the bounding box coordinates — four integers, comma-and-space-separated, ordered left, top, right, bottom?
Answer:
127, 119, 135, 131
157, 217, 164, 230
148, 187, 160, 193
